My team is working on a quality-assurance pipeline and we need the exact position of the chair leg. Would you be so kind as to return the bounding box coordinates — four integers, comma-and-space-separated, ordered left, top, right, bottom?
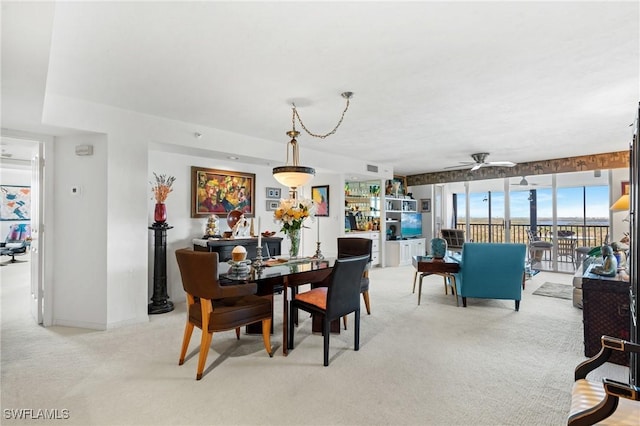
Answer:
235, 327, 240, 340
323, 317, 330, 366
362, 291, 371, 315
196, 330, 213, 380
515, 300, 520, 311
462, 297, 467, 308
443, 276, 448, 295
179, 321, 195, 365
262, 318, 273, 357
418, 274, 425, 305
354, 309, 360, 351
343, 316, 347, 330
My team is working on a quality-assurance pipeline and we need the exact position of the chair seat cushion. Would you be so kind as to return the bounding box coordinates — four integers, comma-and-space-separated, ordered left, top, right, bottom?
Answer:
570, 379, 640, 425
531, 241, 553, 248
189, 295, 271, 332
294, 287, 328, 310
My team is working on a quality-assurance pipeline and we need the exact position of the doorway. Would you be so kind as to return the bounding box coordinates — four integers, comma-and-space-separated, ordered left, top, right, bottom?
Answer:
0, 136, 44, 324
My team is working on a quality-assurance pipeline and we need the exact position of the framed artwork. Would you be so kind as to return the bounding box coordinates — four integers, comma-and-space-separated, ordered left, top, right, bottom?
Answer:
266, 187, 281, 199
0, 185, 31, 221
266, 200, 279, 211
622, 181, 630, 195
191, 166, 255, 218
312, 185, 330, 217
420, 198, 431, 213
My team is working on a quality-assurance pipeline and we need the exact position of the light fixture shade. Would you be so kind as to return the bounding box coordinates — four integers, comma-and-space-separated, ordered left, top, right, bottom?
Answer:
610, 194, 630, 211
272, 166, 315, 188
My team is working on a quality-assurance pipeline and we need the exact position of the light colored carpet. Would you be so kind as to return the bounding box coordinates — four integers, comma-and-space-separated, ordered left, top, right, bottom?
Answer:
1, 256, 629, 425
532, 282, 574, 300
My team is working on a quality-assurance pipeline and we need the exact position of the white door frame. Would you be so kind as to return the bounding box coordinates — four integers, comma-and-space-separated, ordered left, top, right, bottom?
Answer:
30, 145, 44, 324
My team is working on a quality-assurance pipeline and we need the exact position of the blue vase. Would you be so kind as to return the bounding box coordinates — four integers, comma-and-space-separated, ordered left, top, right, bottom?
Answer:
431, 237, 448, 259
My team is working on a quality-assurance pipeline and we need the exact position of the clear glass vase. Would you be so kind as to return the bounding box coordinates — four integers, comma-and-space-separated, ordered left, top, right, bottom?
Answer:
288, 228, 301, 259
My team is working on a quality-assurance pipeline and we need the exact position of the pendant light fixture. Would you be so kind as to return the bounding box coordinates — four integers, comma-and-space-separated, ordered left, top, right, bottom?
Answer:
273, 92, 353, 198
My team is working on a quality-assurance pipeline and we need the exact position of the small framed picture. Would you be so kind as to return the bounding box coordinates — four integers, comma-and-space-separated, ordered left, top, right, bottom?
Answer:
420, 198, 431, 213
266, 200, 279, 211
311, 185, 330, 217
622, 181, 630, 195
266, 187, 281, 199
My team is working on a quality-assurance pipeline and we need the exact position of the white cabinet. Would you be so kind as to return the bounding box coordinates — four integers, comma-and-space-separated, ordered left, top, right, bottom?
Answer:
385, 238, 426, 267
343, 231, 380, 266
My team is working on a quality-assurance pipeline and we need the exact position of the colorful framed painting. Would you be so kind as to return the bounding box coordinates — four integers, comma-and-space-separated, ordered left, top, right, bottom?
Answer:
0, 185, 31, 221
312, 185, 330, 217
191, 167, 255, 218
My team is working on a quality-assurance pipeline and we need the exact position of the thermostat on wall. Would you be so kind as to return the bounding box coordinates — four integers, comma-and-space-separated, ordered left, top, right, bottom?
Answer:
75, 144, 94, 156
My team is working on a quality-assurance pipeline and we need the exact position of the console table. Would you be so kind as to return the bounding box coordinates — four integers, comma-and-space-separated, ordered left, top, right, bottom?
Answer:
193, 237, 283, 262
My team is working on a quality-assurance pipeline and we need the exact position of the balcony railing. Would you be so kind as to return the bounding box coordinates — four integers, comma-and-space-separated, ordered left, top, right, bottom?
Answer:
454, 223, 609, 247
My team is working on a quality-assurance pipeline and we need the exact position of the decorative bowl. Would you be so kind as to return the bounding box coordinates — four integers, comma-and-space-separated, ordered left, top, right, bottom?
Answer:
261, 231, 276, 238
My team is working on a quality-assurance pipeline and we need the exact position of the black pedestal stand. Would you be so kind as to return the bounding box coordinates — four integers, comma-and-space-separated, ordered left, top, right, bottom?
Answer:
148, 222, 174, 314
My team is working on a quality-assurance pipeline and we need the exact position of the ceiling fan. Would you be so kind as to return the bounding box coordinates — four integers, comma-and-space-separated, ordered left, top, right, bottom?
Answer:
511, 176, 539, 186
445, 152, 517, 171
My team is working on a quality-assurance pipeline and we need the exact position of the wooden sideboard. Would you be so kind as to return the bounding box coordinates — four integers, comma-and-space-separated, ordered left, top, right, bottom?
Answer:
581, 269, 631, 366
193, 237, 283, 262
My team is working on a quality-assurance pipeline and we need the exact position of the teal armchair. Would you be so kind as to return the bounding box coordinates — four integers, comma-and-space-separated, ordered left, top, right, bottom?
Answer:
452, 243, 527, 311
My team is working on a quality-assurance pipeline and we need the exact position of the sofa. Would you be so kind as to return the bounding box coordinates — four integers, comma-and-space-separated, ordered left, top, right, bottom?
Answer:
452, 243, 527, 310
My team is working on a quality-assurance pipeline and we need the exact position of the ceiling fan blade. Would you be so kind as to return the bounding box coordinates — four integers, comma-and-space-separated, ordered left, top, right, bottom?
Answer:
443, 162, 474, 170
486, 161, 517, 167
470, 163, 483, 171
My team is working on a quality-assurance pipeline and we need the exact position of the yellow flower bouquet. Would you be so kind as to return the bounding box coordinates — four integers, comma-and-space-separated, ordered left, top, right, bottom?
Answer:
273, 198, 316, 234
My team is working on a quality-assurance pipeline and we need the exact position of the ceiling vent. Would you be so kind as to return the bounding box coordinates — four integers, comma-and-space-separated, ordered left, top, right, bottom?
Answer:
366, 164, 378, 173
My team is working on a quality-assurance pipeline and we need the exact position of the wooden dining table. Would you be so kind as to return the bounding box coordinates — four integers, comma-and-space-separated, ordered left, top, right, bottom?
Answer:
221, 257, 335, 355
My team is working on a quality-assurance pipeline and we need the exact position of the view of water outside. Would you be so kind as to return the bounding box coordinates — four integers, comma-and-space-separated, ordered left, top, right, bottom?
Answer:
457, 186, 609, 225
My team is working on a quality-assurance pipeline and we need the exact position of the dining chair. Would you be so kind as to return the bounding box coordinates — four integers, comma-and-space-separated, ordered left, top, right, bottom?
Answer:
287, 255, 369, 366
337, 237, 373, 330
175, 248, 273, 380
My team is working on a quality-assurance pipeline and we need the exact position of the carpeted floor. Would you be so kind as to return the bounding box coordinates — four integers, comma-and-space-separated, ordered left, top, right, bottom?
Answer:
1, 257, 629, 425
532, 282, 574, 300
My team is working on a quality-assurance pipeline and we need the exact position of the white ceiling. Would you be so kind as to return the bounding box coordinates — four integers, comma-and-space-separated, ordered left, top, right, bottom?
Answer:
2, 1, 638, 176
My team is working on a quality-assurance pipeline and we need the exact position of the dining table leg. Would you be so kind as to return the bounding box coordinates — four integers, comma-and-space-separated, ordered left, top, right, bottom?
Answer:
283, 276, 289, 356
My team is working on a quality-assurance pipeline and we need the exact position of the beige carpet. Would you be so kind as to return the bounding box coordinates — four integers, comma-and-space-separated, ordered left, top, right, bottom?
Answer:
0, 256, 629, 425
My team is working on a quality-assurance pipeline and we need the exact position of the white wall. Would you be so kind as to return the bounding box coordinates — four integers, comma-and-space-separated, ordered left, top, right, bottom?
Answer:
53, 134, 108, 329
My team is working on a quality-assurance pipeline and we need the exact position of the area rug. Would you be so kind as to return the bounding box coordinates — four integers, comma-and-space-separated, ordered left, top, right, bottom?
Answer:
532, 282, 573, 300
